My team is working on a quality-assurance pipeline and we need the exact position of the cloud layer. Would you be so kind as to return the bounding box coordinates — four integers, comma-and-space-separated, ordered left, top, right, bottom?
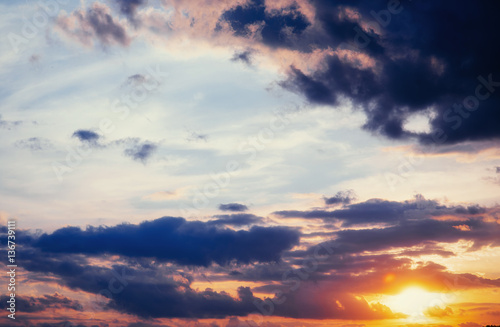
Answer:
53, 0, 500, 147
34, 216, 300, 266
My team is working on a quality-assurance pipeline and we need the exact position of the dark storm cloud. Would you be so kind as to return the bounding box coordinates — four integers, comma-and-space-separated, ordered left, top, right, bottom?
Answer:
218, 203, 249, 212
275, 198, 415, 225
208, 214, 262, 227
269, 196, 500, 282
72, 130, 100, 142
324, 190, 356, 206
226, 241, 456, 287
34, 216, 300, 266
23, 245, 257, 319
329, 198, 422, 226
53, 1, 500, 145
283, 252, 408, 278
274, 196, 488, 227
21, 248, 90, 282
251, 253, 500, 296
251, 261, 500, 320
20, 247, 408, 320
221, 0, 310, 48
107, 284, 258, 318
244, 0, 500, 145
9, 197, 500, 321
20, 247, 262, 319
328, 217, 500, 256
267, 289, 401, 320
229, 253, 407, 284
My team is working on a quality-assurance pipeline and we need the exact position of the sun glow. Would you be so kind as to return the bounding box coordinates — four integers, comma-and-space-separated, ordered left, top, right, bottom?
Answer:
383, 287, 445, 320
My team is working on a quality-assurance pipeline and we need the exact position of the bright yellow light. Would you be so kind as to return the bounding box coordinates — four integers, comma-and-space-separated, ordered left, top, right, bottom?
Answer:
383, 286, 444, 320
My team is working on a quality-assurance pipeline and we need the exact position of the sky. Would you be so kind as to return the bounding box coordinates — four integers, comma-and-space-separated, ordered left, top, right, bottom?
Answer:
1, 0, 500, 326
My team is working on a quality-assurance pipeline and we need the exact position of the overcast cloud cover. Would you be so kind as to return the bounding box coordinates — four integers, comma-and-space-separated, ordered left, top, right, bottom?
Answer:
1, 0, 500, 326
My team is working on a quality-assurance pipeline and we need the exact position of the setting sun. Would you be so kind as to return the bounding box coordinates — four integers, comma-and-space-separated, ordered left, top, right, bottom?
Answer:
383, 287, 446, 319
3, 1, 500, 326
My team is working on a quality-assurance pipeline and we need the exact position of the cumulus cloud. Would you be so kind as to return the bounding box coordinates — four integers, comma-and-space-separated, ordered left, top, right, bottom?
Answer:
329, 217, 499, 255
425, 305, 453, 318
55, 2, 131, 47
218, 203, 249, 212
133, 0, 500, 146
51, 0, 500, 147
269, 290, 403, 320
220, 0, 310, 49
17, 244, 266, 319
5, 194, 500, 321
19, 250, 260, 319
231, 49, 254, 65
33, 216, 300, 266
124, 141, 157, 163
72, 129, 100, 143
115, 0, 147, 25
273, 1, 500, 145
107, 284, 258, 318
19, 248, 408, 320
323, 190, 356, 206
275, 195, 491, 227
5, 1, 500, 325
110, 137, 159, 163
